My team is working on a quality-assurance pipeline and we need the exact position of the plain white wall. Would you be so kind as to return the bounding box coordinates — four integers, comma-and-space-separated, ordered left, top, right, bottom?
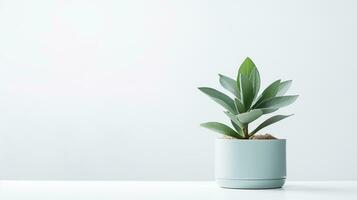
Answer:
0, 0, 356, 180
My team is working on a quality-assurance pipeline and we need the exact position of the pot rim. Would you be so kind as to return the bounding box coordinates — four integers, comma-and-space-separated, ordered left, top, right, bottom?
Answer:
216, 138, 286, 142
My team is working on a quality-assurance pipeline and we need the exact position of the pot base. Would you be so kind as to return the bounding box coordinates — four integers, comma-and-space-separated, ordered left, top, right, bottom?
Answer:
216, 178, 285, 189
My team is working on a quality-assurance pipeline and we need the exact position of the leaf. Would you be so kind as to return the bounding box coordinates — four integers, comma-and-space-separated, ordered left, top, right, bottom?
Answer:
231, 120, 243, 136
201, 122, 243, 139
234, 98, 245, 113
198, 87, 237, 114
238, 57, 256, 77
277, 80, 292, 96
257, 95, 298, 109
249, 68, 261, 100
237, 57, 258, 99
237, 109, 263, 124
239, 74, 255, 110
253, 80, 281, 108
219, 74, 240, 98
260, 108, 279, 114
224, 111, 245, 129
250, 114, 294, 136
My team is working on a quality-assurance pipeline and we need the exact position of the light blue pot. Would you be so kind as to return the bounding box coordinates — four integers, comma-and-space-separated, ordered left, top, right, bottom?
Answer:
215, 139, 286, 189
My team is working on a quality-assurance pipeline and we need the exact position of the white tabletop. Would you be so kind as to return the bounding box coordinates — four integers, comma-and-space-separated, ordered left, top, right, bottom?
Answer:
0, 181, 356, 200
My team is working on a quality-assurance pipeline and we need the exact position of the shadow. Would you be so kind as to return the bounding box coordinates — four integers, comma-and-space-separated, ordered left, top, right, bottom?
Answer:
213, 183, 357, 200
282, 184, 357, 195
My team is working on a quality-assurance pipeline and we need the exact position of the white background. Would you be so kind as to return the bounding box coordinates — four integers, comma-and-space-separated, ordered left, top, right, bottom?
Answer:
0, 0, 356, 180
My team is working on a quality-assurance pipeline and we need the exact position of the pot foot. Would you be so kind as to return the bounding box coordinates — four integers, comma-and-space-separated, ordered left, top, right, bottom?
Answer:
216, 178, 285, 189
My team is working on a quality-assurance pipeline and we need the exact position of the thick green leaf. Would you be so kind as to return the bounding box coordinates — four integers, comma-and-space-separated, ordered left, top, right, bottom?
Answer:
277, 80, 292, 96
250, 114, 294, 136
257, 95, 298, 109
249, 68, 261, 100
234, 98, 245, 113
237, 109, 263, 124
231, 120, 243, 136
224, 111, 245, 129
237, 57, 258, 99
238, 57, 256, 77
253, 80, 281, 108
219, 74, 239, 97
260, 108, 279, 114
201, 122, 243, 139
239, 74, 255, 110
198, 87, 237, 114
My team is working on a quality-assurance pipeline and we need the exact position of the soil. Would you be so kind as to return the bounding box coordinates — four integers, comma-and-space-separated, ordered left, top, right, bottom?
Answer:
249, 134, 277, 140
222, 134, 278, 140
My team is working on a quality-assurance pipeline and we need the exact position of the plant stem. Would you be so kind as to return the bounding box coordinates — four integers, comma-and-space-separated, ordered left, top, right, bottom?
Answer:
243, 125, 249, 139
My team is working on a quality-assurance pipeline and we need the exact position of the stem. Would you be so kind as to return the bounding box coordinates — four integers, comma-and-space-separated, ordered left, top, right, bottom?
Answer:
243, 125, 249, 139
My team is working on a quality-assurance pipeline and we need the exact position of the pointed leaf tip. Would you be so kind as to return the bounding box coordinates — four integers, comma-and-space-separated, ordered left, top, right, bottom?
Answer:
277, 80, 293, 96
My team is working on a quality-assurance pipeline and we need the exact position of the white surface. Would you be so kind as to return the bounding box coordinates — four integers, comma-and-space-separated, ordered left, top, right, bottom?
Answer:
0, 181, 356, 200
1, 0, 357, 180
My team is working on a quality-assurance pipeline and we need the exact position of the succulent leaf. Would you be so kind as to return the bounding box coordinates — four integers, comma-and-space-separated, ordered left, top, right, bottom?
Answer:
276, 80, 292, 96
239, 74, 255, 110
249, 68, 261, 100
224, 111, 245, 129
219, 74, 240, 98
253, 80, 281, 108
260, 108, 279, 114
238, 57, 256, 78
198, 87, 237, 114
201, 122, 243, 139
234, 98, 245, 113
237, 109, 263, 124
257, 95, 298, 109
250, 114, 294, 136
231, 120, 243, 136
237, 57, 260, 101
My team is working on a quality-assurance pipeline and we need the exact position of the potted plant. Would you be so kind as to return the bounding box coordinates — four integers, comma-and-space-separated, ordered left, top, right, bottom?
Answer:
199, 57, 298, 189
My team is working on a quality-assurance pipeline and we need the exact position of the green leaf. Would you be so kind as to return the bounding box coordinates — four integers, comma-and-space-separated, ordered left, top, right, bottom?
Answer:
260, 108, 279, 114
249, 68, 261, 100
224, 111, 245, 129
219, 74, 240, 98
257, 95, 298, 109
201, 122, 243, 139
250, 114, 294, 136
231, 120, 243, 136
234, 98, 245, 113
198, 87, 237, 114
238, 57, 256, 77
239, 74, 255, 110
237, 57, 258, 100
237, 109, 263, 124
277, 80, 292, 96
253, 80, 281, 108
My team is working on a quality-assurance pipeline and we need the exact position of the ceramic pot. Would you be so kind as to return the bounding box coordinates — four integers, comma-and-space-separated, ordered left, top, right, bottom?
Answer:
215, 138, 286, 189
